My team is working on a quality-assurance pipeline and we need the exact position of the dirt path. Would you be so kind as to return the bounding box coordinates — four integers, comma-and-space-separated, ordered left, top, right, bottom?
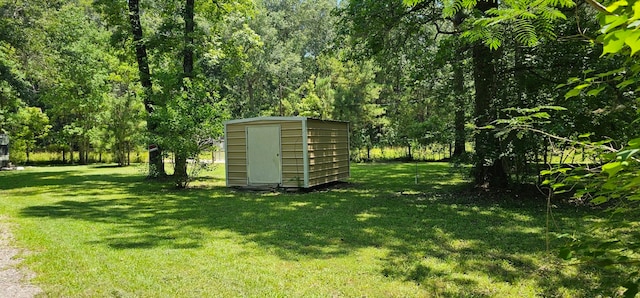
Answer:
0, 220, 42, 297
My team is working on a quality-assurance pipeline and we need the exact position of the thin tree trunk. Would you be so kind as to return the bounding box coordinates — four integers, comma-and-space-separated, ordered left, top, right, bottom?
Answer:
173, 0, 196, 184
183, 0, 195, 79
452, 13, 467, 158
127, 142, 131, 166
127, 0, 165, 177
472, 0, 508, 188
247, 79, 255, 116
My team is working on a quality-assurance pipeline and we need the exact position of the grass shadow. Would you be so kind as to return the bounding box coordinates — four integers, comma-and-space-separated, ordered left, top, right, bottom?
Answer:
10, 163, 626, 296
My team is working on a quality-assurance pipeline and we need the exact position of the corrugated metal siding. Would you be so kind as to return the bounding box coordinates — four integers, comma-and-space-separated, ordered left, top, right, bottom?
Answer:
306, 119, 350, 187
225, 119, 305, 187
225, 123, 248, 186
279, 121, 305, 187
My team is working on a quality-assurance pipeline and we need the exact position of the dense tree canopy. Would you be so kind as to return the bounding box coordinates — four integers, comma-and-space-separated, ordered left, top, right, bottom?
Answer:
0, 0, 636, 191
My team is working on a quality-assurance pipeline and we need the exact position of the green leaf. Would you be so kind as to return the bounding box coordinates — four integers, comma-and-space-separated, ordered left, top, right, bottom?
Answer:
557, 168, 571, 174
565, 88, 581, 99
602, 30, 631, 56
617, 79, 636, 89
402, 0, 423, 6
596, 68, 625, 77
601, 14, 629, 33
531, 112, 550, 119
602, 161, 623, 177
623, 281, 639, 298
618, 149, 640, 160
606, 0, 628, 13
629, 20, 640, 28
624, 176, 640, 190
539, 105, 567, 111
592, 196, 609, 204
559, 248, 573, 260
632, 0, 640, 21
575, 83, 590, 90
629, 137, 640, 147
586, 86, 606, 96
625, 30, 640, 55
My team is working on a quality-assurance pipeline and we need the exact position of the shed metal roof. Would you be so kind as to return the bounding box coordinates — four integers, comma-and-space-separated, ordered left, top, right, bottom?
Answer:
224, 116, 348, 125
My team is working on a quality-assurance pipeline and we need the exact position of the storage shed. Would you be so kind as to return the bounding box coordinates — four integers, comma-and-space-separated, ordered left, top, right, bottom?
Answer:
224, 117, 350, 188
0, 133, 8, 168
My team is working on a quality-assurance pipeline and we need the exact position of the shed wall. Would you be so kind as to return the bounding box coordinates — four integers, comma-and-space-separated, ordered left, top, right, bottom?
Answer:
306, 119, 350, 187
225, 120, 305, 187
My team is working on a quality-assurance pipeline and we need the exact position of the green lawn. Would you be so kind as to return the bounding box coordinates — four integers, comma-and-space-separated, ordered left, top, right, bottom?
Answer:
0, 163, 627, 297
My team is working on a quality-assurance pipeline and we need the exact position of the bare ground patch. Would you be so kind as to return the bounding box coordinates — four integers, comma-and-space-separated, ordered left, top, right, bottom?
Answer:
0, 219, 42, 298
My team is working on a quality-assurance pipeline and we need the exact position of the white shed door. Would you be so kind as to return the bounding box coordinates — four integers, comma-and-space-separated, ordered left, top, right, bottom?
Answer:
247, 125, 281, 184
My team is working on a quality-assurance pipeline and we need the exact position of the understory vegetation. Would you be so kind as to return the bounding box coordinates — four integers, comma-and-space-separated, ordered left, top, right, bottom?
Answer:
0, 163, 636, 296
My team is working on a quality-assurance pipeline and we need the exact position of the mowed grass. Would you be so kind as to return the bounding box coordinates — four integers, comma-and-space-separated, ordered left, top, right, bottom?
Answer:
0, 163, 626, 297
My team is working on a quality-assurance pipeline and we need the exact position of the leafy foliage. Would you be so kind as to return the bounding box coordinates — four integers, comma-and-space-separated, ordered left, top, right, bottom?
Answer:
408, 0, 576, 49
153, 77, 228, 188
490, 0, 640, 293
7, 106, 51, 163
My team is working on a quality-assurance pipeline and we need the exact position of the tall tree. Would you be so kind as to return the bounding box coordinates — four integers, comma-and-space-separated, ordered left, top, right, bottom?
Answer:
471, 0, 507, 187
451, 13, 468, 158
222, 0, 340, 118
9, 106, 50, 163
341, 0, 469, 160
39, 2, 114, 165
172, 0, 196, 181
127, 0, 166, 177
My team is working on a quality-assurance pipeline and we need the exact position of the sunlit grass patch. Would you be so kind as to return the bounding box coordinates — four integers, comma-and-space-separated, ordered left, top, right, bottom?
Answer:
0, 162, 631, 296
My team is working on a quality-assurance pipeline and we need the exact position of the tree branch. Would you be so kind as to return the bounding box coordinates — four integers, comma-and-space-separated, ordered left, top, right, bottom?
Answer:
583, 0, 611, 14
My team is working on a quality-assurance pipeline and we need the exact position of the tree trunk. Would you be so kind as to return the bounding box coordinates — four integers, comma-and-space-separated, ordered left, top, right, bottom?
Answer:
174, 154, 188, 187
127, 0, 165, 177
183, 0, 195, 79
452, 13, 467, 158
79, 148, 85, 164
472, 0, 508, 188
78, 137, 87, 165
127, 142, 131, 166
247, 79, 255, 117
452, 54, 466, 158
171, 0, 197, 187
